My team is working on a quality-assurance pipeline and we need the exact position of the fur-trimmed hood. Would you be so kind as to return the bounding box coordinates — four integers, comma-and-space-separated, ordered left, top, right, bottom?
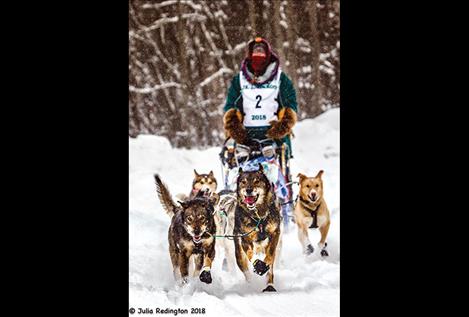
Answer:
241, 38, 280, 85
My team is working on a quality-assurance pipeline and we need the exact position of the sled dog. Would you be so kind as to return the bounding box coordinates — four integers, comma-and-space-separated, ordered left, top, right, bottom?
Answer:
293, 170, 331, 256
233, 165, 281, 292
176, 170, 218, 201
154, 174, 217, 284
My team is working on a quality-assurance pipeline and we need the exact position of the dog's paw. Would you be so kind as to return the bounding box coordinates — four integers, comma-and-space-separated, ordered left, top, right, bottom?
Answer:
320, 249, 329, 257
305, 244, 314, 255
319, 243, 328, 257
253, 259, 270, 276
199, 270, 212, 284
262, 285, 277, 292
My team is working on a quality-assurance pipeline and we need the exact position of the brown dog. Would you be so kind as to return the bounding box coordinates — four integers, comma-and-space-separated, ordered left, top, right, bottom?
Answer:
293, 170, 331, 257
154, 174, 217, 285
233, 166, 281, 292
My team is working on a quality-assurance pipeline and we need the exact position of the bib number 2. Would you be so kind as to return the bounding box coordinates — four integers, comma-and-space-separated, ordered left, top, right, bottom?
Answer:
255, 95, 262, 108
253, 95, 265, 121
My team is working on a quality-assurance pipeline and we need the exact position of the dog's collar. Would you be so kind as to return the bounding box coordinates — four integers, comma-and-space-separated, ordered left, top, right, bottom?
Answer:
193, 240, 204, 253
240, 204, 268, 223
299, 196, 321, 212
245, 211, 269, 242
298, 196, 321, 228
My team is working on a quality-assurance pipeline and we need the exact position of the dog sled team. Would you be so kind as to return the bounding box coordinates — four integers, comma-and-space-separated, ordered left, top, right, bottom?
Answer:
153, 38, 332, 292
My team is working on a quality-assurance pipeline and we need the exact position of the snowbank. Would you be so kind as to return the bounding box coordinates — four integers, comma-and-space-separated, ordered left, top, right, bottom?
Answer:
129, 108, 340, 317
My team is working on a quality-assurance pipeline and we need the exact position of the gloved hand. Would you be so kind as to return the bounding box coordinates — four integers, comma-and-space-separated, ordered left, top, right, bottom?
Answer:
266, 107, 297, 139
223, 108, 248, 144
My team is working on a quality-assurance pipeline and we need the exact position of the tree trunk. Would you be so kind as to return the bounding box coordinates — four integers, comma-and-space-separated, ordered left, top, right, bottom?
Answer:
285, 0, 298, 87
309, 0, 322, 115
272, 0, 286, 63
248, 0, 257, 37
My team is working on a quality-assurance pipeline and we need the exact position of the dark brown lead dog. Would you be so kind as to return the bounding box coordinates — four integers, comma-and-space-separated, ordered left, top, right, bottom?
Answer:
233, 165, 281, 292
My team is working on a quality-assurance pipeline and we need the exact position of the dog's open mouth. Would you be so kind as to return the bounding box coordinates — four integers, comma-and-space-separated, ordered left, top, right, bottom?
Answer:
198, 189, 211, 198
244, 194, 259, 207
193, 235, 202, 244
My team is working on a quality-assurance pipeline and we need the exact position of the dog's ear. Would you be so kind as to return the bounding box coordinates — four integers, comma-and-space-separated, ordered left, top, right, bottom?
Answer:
208, 170, 214, 177
297, 173, 307, 182
238, 167, 243, 174
315, 170, 324, 179
258, 164, 264, 173
194, 169, 199, 177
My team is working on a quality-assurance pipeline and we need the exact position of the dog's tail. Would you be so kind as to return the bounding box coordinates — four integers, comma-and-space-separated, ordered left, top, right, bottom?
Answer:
154, 174, 178, 217
175, 193, 189, 202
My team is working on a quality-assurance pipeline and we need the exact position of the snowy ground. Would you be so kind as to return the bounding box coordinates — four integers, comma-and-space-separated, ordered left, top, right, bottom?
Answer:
129, 108, 340, 317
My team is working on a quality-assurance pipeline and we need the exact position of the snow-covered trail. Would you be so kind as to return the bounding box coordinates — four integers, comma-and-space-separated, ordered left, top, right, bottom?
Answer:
129, 109, 340, 317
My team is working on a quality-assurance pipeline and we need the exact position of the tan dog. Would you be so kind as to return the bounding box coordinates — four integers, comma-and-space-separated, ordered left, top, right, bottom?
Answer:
176, 170, 218, 202
294, 170, 330, 257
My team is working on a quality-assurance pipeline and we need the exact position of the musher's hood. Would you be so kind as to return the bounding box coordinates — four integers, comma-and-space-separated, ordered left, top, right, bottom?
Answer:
241, 38, 280, 84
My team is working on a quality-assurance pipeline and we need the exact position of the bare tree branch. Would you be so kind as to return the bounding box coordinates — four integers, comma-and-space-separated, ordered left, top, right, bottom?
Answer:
129, 83, 182, 93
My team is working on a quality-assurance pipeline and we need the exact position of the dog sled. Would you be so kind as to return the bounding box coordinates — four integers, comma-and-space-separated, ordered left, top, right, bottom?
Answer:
219, 137, 295, 229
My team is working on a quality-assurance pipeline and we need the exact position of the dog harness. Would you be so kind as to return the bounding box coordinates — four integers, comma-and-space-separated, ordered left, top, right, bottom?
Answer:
192, 231, 212, 254
250, 217, 268, 242
239, 69, 282, 127
298, 196, 321, 229
247, 202, 278, 242
192, 241, 203, 254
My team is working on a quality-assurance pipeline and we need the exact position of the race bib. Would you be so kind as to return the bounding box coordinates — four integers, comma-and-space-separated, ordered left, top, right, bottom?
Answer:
240, 70, 281, 127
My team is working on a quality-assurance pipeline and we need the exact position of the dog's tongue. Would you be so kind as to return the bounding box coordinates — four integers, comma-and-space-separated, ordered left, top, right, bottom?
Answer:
244, 196, 256, 204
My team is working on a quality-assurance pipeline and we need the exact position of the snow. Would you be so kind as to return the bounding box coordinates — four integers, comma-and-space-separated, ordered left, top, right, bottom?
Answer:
142, 0, 202, 12
226, 41, 248, 56
129, 109, 340, 316
300, 66, 312, 74
280, 20, 288, 29
320, 65, 335, 76
142, 0, 178, 10
142, 14, 206, 32
129, 83, 181, 94
199, 67, 233, 87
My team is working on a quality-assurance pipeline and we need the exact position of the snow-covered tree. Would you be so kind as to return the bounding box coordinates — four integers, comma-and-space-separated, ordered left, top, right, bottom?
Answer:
129, 0, 340, 148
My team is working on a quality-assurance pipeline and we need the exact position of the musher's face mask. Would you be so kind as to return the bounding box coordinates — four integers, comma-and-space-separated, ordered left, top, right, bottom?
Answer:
251, 45, 268, 74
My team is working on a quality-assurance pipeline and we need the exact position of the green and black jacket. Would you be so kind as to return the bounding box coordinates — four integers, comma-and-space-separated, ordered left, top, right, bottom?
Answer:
223, 55, 298, 157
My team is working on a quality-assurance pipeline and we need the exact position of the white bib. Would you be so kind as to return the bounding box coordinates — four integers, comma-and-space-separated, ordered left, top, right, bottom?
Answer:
240, 69, 281, 127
